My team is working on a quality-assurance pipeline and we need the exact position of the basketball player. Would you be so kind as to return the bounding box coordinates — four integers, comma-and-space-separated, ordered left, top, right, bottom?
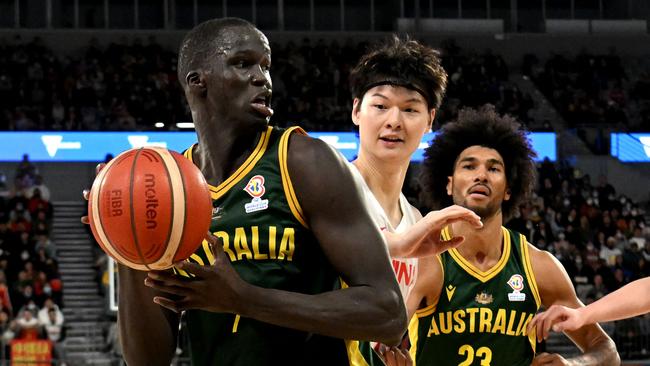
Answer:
395, 106, 619, 365
345, 36, 483, 365
529, 277, 650, 341
103, 18, 408, 366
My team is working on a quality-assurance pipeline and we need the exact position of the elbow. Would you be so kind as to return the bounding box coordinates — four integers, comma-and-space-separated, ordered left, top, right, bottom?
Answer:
376, 290, 408, 346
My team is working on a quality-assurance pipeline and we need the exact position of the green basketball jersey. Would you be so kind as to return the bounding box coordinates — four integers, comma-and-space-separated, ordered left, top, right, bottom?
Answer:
176, 126, 351, 366
409, 227, 540, 366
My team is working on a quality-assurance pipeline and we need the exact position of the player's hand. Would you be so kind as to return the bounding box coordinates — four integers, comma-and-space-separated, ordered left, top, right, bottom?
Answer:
528, 305, 586, 342
377, 344, 413, 366
81, 163, 106, 225
385, 205, 482, 258
531, 352, 570, 365
143, 232, 249, 314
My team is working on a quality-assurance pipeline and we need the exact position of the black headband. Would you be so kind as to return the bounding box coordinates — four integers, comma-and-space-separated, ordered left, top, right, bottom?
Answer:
358, 78, 435, 109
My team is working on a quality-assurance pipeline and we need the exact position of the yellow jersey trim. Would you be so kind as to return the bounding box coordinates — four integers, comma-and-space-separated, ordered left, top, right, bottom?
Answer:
448, 227, 511, 283
520, 234, 541, 353
520, 234, 541, 309
279, 126, 309, 228
408, 315, 420, 366
345, 340, 371, 366
183, 126, 272, 200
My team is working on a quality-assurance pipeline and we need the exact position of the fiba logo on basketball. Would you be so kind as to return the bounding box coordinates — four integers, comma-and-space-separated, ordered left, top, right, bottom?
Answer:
107, 189, 123, 217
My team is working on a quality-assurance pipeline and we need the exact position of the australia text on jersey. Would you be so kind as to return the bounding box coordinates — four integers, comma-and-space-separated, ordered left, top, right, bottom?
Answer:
427, 307, 535, 338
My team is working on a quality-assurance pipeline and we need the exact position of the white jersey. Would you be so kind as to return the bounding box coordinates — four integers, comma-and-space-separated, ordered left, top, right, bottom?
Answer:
349, 163, 419, 301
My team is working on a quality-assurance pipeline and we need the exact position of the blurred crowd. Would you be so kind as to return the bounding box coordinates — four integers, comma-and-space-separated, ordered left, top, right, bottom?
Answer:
0, 36, 537, 133
0, 154, 65, 359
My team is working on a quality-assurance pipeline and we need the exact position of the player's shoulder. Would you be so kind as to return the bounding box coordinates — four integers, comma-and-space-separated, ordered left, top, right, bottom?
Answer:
526, 242, 559, 267
286, 132, 348, 172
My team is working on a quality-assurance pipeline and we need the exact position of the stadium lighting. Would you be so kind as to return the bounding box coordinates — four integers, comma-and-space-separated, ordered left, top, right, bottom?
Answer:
176, 122, 195, 129
154, 122, 165, 128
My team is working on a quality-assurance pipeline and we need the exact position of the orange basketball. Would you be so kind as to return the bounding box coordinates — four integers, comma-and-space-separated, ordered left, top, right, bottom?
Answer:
88, 147, 212, 270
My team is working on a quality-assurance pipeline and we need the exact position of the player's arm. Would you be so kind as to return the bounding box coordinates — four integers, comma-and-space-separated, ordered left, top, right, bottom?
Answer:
118, 265, 180, 366
384, 205, 481, 258
259, 134, 407, 344
530, 245, 620, 366
405, 255, 443, 320
531, 277, 650, 335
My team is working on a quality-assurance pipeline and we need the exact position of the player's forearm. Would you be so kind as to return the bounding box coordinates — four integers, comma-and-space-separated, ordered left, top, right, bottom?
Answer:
118, 265, 179, 366
582, 277, 650, 324
566, 337, 620, 366
237, 282, 407, 345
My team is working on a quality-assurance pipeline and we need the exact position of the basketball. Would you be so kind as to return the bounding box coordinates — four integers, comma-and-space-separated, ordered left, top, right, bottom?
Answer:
87, 147, 213, 271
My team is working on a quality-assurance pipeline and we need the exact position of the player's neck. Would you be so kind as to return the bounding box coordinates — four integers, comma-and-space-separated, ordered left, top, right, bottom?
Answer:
452, 214, 504, 268
194, 121, 262, 186
352, 154, 407, 226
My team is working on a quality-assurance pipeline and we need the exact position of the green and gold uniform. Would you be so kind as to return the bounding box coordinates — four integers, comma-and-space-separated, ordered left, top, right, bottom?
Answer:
409, 227, 540, 366
176, 126, 351, 365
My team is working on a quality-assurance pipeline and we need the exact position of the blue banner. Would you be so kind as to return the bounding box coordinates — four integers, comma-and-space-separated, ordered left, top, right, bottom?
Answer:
0, 131, 556, 163
610, 133, 650, 162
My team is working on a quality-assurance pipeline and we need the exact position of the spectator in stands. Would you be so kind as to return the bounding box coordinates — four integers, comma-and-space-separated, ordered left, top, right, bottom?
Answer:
34, 234, 56, 260
40, 306, 66, 363
24, 175, 50, 201
15, 154, 37, 180
601, 236, 623, 266
15, 308, 39, 339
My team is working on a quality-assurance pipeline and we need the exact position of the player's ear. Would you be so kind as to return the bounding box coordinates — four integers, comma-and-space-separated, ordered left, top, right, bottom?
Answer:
446, 176, 453, 196
351, 98, 362, 126
186, 70, 206, 96
428, 108, 436, 133
504, 187, 511, 201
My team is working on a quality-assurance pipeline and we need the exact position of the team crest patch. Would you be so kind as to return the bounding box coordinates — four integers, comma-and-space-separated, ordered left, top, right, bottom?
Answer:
475, 292, 493, 305
507, 274, 526, 302
243, 175, 269, 213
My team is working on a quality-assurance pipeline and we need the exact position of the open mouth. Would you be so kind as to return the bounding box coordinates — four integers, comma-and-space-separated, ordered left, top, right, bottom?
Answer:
251, 93, 273, 117
468, 185, 491, 196
379, 136, 403, 143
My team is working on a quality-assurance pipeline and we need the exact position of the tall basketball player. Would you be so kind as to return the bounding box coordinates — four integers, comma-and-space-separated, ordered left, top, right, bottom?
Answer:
345, 36, 483, 366
395, 106, 619, 365
110, 18, 407, 366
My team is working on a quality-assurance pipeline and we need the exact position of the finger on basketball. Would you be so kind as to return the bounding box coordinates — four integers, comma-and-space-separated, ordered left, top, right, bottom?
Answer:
144, 278, 190, 297
176, 260, 212, 277
81, 216, 89, 225
96, 163, 106, 175
153, 296, 182, 313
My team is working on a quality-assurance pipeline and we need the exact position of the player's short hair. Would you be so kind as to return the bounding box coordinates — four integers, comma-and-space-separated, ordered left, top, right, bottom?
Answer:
420, 105, 536, 219
349, 35, 447, 110
177, 17, 255, 88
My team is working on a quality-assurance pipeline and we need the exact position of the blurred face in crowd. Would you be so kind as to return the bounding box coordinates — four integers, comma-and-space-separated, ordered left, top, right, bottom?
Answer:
352, 85, 434, 165
447, 146, 511, 220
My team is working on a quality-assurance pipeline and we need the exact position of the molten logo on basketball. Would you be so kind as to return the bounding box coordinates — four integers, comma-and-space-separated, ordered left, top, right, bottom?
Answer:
144, 174, 159, 230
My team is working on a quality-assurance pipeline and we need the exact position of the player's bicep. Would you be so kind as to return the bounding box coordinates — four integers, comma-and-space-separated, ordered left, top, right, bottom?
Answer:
406, 256, 442, 320
287, 135, 394, 287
